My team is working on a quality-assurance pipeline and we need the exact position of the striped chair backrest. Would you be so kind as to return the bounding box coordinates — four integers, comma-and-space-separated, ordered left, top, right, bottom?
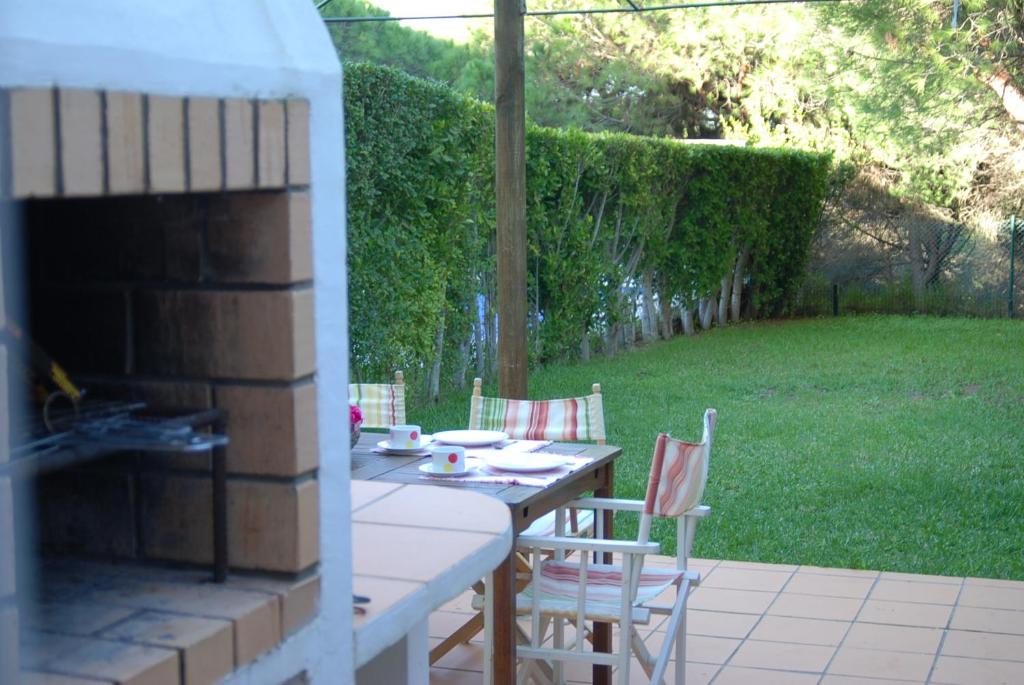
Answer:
468, 378, 606, 444
640, 409, 716, 540
349, 370, 406, 429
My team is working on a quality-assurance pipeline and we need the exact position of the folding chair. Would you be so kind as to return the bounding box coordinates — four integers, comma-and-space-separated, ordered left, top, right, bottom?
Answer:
429, 379, 608, 665
469, 376, 605, 538
348, 370, 406, 430
504, 409, 717, 685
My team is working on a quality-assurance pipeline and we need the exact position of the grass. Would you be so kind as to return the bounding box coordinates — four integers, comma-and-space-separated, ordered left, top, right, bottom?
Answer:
410, 315, 1024, 580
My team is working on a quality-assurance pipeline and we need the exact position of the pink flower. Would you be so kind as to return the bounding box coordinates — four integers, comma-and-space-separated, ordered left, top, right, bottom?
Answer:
350, 403, 363, 427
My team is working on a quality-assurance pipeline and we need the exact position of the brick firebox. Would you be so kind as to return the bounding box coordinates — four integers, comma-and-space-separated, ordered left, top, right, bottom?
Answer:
2, 86, 322, 683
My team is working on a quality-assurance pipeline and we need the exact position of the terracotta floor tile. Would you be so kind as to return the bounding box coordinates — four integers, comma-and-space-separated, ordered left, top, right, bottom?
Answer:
842, 622, 943, 654
964, 576, 1024, 590
820, 676, 925, 685
718, 560, 799, 572
941, 630, 1024, 661
687, 609, 760, 639
768, 594, 863, 622
728, 639, 835, 672
798, 566, 879, 579
930, 654, 1024, 684
827, 646, 934, 681
857, 599, 952, 628
641, 632, 739, 664
879, 571, 961, 585
869, 579, 961, 605
949, 606, 1024, 635
957, 584, 1024, 611
428, 611, 477, 640
784, 573, 874, 599
749, 616, 850, 646
680, 661, 718, 685
689, 558, 721, 571
713, 666, 821, 684
701, 567, 792, 593
438, 589, 477, 614
688, 587, 776, 614
615, 659, 694, 685
431, 641, 487, 672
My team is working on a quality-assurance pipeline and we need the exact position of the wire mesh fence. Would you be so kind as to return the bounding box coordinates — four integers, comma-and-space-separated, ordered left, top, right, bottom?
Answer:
797, 213, 1022, 319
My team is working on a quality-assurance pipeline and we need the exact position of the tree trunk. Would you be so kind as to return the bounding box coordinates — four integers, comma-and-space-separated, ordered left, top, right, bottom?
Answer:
698, 296, 715, 330
455, 335, 470, 390
717, 275, 731, 327
983, 68, 1024, 134
474, 309, 485, 379
605, 322, 620, 356
427, 308, 446, 403
580, 329, 591, 361
658, 290, 674, 339
731, 245, 750, 322
680, 304, 695, 336
640, 270, 657, 342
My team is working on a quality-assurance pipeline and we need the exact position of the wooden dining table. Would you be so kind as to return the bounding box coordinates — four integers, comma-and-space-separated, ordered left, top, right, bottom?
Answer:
351, 432, 623, 685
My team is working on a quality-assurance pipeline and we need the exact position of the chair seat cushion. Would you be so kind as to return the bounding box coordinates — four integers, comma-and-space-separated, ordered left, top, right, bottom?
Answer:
517, 560, 685, 623
521, 508, 595, 538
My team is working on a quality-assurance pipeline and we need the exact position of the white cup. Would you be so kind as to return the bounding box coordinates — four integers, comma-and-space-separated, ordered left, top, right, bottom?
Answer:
389, 424, 423, 450
430, 445, 466, 474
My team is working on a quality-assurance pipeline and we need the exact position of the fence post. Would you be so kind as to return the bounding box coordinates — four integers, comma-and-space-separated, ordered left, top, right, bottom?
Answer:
1010, 214, 1017, 319
832, 283, 839, 316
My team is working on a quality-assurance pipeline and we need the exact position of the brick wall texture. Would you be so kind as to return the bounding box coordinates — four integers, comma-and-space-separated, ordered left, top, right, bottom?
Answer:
4, 87, 318, 575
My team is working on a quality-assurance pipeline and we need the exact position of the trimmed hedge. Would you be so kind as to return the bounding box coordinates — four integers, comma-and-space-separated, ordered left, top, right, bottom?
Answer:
344, 63, 831, 392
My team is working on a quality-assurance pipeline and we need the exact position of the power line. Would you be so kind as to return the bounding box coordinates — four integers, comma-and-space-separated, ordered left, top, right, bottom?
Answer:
321, 0, 848, 24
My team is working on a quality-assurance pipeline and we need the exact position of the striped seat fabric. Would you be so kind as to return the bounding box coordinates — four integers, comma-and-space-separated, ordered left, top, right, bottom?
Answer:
518, 560, 685, 624
348, 371, 406, 429
645, 409, 715, 519
468, 379, 606, 443
521, 509, 595, 538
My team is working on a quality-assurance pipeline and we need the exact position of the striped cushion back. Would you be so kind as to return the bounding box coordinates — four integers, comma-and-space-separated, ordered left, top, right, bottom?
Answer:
469, 393, 606, 442
349, 382, 406, 429
643, 409, 716, 519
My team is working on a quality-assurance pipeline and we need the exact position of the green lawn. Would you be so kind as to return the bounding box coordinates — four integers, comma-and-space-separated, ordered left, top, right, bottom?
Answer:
410, 316, 1024, 580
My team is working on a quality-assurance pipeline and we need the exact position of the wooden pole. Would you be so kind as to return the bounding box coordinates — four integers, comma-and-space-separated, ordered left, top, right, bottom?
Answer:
494, 0, 528, 400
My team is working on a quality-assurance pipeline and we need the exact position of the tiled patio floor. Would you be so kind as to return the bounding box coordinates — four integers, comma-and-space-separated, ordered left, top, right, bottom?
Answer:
428, 557, 1024, 684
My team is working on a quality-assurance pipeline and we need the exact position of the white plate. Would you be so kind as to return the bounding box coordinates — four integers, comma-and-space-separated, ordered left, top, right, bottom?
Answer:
418, 463, 475, 478
483, 453, 570, 473
432, 429, 508, 447
377, 435, 433, 453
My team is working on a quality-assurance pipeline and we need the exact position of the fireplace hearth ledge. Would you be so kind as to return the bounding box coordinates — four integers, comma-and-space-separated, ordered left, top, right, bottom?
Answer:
350, 481, 512, 682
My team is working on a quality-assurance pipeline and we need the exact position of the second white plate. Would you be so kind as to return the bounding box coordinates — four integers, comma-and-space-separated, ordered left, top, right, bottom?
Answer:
432, 429, 508, 447
483, 453, 570, 473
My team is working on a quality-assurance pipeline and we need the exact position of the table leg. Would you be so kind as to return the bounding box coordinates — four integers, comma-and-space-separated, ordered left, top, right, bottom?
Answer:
593, 462, 614, 685
491, 550, 516, 685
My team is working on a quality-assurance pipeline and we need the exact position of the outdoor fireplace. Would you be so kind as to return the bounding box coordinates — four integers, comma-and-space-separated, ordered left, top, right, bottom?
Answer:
1, 2, 353, 683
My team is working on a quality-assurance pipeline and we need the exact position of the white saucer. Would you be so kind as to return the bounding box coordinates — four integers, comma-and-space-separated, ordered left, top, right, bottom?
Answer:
418, 463, 474, 478
432, 429, 508, 447
483, 453, 570, 473
377, 435, 434, 453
